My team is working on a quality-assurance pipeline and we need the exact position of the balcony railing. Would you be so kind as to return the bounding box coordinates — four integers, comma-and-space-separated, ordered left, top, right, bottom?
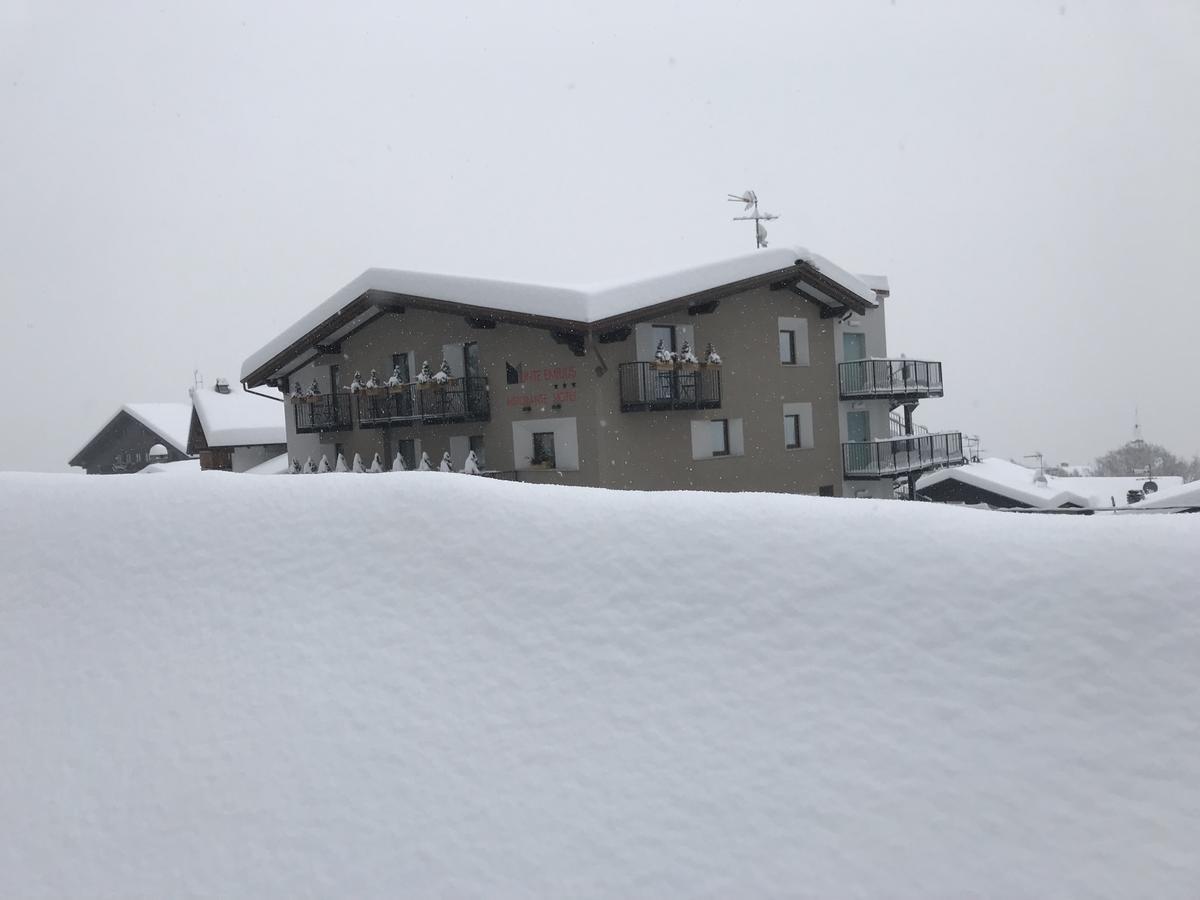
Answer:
356, 377, 490, 428
619, 362, 721, 412
839, 359, 943, 401
843, 432, 964, 479
293, 393, 354, 434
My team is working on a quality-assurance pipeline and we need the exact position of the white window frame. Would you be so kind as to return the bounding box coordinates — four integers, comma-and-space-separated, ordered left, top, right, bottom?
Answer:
782, 402, 815, 450
777, 317, 810, 366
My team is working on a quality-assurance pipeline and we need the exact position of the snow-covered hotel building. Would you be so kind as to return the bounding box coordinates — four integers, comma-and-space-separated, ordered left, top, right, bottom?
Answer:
240, 247, 962, 497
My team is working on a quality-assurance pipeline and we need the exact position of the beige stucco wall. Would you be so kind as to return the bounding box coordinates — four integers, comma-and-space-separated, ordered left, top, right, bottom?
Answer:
278, 285, 862, 494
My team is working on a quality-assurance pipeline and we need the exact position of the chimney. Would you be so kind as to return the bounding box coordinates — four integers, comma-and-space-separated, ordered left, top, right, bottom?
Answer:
214, 377, 231, 394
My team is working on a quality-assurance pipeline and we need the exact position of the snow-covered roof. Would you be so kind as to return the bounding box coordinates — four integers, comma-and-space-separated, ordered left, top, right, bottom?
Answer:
856, 273, 890, 295
191, 385, 285, 449
71, 402, 193, 465
240, 246, 879, 383
1133, 478, 1200, 511
243, 452, 290, 475
916, 457, 1183, 509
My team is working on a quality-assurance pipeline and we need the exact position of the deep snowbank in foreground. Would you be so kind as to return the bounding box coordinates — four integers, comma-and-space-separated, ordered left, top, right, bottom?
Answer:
1, 473, 1198, 898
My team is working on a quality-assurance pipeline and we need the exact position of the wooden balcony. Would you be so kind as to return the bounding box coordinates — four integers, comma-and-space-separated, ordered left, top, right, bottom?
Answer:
843, 432, 964, 479
619, 362, 721, 412
839, 359, 944, 403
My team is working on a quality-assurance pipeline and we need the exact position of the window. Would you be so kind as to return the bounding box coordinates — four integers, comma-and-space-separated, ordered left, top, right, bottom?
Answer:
779, 329, 797, 364
784, 414, 801, 449
819, 485, 836, 497
711, 419, 730, 456
782, 402, 815, 450
506, 362, 520, 385
777, 317, 810, 366
391, 353, 411, 383
531, 432, 556, 468
691, 418, 743, 460
652, 324, 677, 354
469, 435, 486, 468
464, 342, 481, 380
330, 364, 341, 393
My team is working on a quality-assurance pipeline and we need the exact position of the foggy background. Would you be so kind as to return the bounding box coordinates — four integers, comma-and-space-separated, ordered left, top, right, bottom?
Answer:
2, 0, 1197, 472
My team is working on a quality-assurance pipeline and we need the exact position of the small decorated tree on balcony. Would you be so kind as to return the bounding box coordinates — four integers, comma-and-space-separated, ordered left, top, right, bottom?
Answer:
349, 371, 364, 393
418, 451, 433, 471
290, 382, 303, 400
352, 452, 365, 473
653, 340, 675, 369
677, 340, 699, 370
439, 451, 453, 472
416, 360, 433, 386
462, 450, 482, 475
702, 342, 722, 366
302, 456, 314, 474
433, 360, 453, 384
387, 365, 406, 389
307, 379, 320, 397
392, 450, 407, 471
334, 453, 348, 473
365, 369, 381, 392
289, 456, 301, 474
369, 453, 383, 473
317, 454, 330, 473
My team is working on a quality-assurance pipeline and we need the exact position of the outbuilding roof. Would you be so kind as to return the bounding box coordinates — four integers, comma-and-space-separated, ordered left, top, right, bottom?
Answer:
240, 246, 879, 386
916, 457, 1184, 509
69, 402, 193, 467
189, 385, 285, 451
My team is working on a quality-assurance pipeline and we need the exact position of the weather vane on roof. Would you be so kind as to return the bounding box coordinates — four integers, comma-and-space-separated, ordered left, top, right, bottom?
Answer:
727, 190, 778, 249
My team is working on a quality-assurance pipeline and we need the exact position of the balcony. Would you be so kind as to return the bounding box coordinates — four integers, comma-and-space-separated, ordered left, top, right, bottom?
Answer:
356, 377, 490, 428
619, 362, 721, 412
839, 359, 943, 402
842, 432, 965, 479
293, 393, 354, 434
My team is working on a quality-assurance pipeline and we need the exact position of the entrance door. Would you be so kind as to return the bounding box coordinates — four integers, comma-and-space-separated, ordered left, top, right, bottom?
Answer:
845, 410, 873, 476
842, 332, 867, 361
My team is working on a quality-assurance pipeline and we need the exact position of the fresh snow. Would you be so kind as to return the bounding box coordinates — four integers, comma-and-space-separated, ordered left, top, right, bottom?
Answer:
243, 452, 290, 475
190, 386, 285, 449
138, 457, 202, 475
1, 473, 1199, 897
240, 246, 878, 382
917, 457, 1184, 509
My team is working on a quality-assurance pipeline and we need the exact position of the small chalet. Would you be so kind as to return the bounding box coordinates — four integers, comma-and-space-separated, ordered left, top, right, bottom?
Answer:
70, 403, 194, 474
187, 379, 287, 471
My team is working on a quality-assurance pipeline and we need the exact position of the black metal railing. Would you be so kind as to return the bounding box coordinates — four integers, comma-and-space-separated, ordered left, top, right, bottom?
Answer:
356, 377, 490, 428
293, 393, 354, 433
842, 432, 964, 479
839, 359, 943, 401
619, 362, 721, 412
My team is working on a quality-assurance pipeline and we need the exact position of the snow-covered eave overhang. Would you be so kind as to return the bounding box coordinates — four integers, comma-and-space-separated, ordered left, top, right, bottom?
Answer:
241, 257, 877, 388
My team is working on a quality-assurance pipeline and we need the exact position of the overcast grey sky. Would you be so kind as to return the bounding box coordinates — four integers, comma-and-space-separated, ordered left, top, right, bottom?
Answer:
2, 0, 1197, 472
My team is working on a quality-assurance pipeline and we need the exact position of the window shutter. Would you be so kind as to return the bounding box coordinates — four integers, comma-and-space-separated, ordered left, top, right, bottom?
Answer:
441, 343, 466, 378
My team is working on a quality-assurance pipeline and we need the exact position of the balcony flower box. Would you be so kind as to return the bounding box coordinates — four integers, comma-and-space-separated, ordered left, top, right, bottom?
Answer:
677, 362, 699, 373
387, 383, 409, 395
363, 386, 388, 397
651, 361, 676, 372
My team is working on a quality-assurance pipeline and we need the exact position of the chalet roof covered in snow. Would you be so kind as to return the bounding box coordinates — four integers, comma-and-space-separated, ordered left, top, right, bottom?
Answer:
70, 402, 193, 467
240, 246, 880, 386
916, 457, 1183, 509
189, 385, 285, 452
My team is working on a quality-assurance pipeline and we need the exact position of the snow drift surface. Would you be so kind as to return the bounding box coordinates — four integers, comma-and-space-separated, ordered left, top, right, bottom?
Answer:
1, 473, 1198, 899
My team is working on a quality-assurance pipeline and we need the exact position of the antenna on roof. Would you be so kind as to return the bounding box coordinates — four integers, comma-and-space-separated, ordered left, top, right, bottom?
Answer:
1131, 405, 1145, 447
727, 190, 779, 248
193, 369, 204, 391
